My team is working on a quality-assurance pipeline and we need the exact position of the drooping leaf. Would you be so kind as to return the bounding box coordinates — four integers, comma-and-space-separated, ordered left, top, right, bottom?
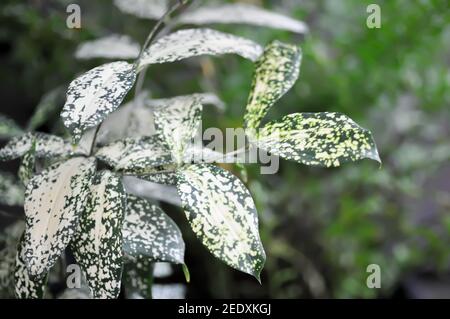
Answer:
153, 96, 202, 164
95, 136, 173, 173
14, 234, 48, 299
75, 34, 140, 60
136, 166, 178, 186
123, 257, 153, 299
23, 157, 96, 277
113, 0, 168, 20
176, 164, 265, 280
146, 93, 225, 111
71, 170, 126, 299
0, 115, 23, 139
123, 195, 185, 264
61, 61, 136, 141
123, 176, 181, 206
244, 41, 302, 132
0, 132, 81, 161
27, 87, 65, 131
255, 112, 381, 167
179, 3, 308, 34
138, 28, 263, 70
18, 137, 36, 186
0, 171, 24, 206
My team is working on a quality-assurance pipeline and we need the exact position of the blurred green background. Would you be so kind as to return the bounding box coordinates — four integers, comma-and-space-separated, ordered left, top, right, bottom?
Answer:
0, 0, 449, 298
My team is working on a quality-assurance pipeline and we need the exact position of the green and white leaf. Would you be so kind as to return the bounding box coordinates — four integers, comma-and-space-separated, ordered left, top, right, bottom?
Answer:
138, 28, 263, 70
146, 93, 225, 111
0, 221, 24, 298
23, 157, 96, 277
27, 87, 65, 131
135, 166, 178, 186
0, 171, 24, 206
75, 34, 140, 60
0, 115, 23, 139
113, 0, 168, 20
18, 137, 36, 186
176, 164, 265, 280
71, 170, 126, 299
153, 96, 202, 164
0, 132, 80, 161
179, 3, 308, 34
244, 41, 302, 132
123, 195, 185, 264
15, 234, 48, 299
95, 135, 173, 173
61, 61, 136, 141
255, 112, 381, 167
123, 257, 153, 299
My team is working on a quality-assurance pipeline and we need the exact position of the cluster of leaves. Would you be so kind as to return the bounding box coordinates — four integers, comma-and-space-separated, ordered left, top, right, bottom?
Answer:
0, 0, 380, 299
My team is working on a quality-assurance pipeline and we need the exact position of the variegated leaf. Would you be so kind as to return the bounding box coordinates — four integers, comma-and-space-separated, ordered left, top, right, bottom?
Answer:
179, 3, 308, 34
146, 93, 225, 111
27, 87, 65, 131
61, 61, 137, 141
123, 195, 185, 264
71, 170, 126, 299
123, 257, 153, 299
244, 41, 302, 132
23, 157, 96, 277
255, 112, 381, 167
18, 137, 36, 186
176, 164, 265, 280
15, 234, 48, 299
0, 114, 23, 139
153, 96, 202, 164
138, 28, 263, 70
123, 176, 181, 206
0, 221, 24, 298
0, 171, 24, 206
0, 132, 80, 161
136, 167, 178, 186
114, 0, 168, 20
75, 34, 140, 60
95, 136, 173, 173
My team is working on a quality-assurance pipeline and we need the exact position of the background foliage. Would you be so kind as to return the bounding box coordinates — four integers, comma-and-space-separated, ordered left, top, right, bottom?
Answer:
0, 0, 449, 298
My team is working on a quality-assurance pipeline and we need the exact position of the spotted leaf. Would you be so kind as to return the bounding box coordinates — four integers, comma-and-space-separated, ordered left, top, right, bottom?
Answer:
0, 171, 24, 206
114, 0, 168, 20
71, 170, 126, 299
18, 137, 36, 186
123, 257, 153, 299
14, 234, 48, 299
61, 61, 137, 141
123, 195, 185, 264
176, 164, 265, 280
179, 3, 308, 34
0, 115, 23, 139
0, 132, 80, 161
23, 157, 96, 277
244, 41, 302, 132
153, 96, 202, 164
75, 34, 140, 60
138, 28, 263, 70
95, 136, 173, 173
0, 221, 24, 298
255, 112, 381, 167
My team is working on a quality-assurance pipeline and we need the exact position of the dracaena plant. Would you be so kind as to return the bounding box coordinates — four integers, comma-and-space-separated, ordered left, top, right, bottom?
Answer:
0, 0, 380, 299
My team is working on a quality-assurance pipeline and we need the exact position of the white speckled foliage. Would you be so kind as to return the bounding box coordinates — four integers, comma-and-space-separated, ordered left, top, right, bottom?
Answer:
18, 138, 36, 186
23, 157, 96, 277
176, 164, 265, 280
71, 170, 126, 299
61, 61, 136, 141
113, 0, 168, 20
75, 34, 140, 60
138, 28, 263, 70
244, 41, 302, 132
14, 235, 47, 299
95, 136, 173, 173
123, 195, 185, 264
153, 96, 202, 164
123, 257, 153, 299
255, 113, 381, 167
0, 132, 80, 161
179, 3, 309, 34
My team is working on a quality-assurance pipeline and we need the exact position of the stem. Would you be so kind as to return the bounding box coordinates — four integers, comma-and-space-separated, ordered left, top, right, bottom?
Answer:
89, 124, 102, 156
